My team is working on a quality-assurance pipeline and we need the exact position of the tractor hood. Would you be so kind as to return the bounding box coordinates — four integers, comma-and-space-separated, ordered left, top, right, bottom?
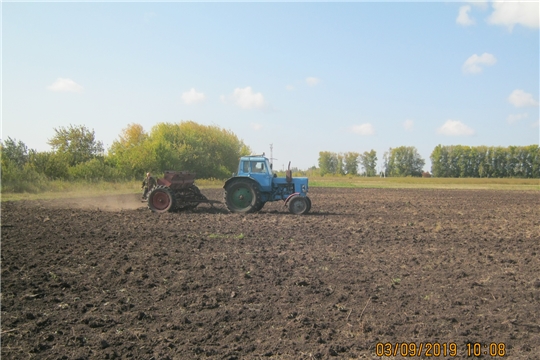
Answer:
272, 176, 309, 194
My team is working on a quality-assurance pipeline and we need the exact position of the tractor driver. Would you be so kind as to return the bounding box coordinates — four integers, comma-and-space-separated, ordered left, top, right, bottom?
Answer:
142, 172, 157, 199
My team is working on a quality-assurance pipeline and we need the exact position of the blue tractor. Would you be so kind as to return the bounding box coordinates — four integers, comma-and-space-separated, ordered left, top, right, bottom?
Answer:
223, 155, 311, 214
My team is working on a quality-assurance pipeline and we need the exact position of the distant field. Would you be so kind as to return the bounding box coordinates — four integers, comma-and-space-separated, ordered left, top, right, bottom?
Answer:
1, 176, 538, 202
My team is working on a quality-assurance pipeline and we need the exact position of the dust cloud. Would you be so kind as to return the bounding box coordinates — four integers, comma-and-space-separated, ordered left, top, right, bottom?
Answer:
34, 194, 146, 211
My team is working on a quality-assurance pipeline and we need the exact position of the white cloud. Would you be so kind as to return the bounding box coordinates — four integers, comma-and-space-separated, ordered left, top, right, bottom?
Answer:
532, 119, 540, 128
306, 77, 320, 86
457, 5, 475, 26
250, 123, 263, 131
181, 88, 206, 104
219, 95, 226, 104
487, 1, 539, 31
508, 89, 539, 108
286, 85, 295, 91
437, 120, 475, 136
47, 78, 83, 93
462, 53, 497, 74
507, 113, 528, 124
232, 86, 266, 109
351, 123, 375, 136
403, 119, 414, 131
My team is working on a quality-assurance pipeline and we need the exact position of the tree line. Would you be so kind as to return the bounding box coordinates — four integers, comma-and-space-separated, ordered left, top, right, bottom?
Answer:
319, 145, 539, 178
1, 122, 250, 192
430, 144, 540, 178
319, 147, 425, 177
318, 151, 378, 176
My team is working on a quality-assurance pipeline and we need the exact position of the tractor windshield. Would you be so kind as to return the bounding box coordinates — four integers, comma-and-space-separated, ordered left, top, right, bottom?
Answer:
238, 157, 271, 175
250, 161, 267, 173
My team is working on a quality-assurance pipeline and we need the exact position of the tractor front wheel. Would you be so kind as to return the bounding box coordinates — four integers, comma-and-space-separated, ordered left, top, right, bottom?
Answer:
224, 180, 261, 213
148, 185, 176, 213
305, 196, 312, 213
288, 195, 309, 215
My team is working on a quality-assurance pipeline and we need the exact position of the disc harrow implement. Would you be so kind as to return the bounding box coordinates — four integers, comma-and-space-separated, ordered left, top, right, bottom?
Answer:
145, 171, 221, 213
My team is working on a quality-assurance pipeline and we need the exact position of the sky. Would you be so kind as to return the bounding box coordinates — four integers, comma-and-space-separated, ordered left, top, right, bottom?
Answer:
2, 1, 539, 172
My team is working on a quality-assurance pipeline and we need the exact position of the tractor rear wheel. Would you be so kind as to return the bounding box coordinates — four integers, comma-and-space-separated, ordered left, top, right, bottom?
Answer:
255, 201, 266, 211
148, 185, 176, 213
224, 179, 262, 213
288, 195, 309, 215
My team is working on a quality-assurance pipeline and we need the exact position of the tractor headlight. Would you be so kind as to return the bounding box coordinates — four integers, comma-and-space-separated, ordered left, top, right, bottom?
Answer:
301, 184, 307, 193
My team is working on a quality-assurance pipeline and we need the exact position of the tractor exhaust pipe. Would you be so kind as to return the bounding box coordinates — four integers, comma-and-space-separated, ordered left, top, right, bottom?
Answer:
286, 161, 292, 183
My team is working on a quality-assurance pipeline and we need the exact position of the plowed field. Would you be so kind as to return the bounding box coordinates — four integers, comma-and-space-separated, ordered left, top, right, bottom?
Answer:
1, 188, 539, 359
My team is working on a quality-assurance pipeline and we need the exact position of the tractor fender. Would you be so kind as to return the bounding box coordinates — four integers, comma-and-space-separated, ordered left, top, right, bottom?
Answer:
223, 176, 258, 190
284, 192, 301, 205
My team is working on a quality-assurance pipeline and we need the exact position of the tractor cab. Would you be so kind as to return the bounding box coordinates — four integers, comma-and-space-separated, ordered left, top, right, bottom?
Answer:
236, 156, 274, 191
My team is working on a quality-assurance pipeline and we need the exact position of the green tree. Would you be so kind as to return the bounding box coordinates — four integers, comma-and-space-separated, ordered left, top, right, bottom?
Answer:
385, 146, 425, 177
68, 157, 121, 181
454, 145, 472, 177
318, 151, 338, 176
1, 138, 49, 192
469, 146, 483, 177
1, 137, 30, 168
359, 150, 377, 176
48, 125, 104, 167
490, 147, 506, 178
28, 151, 70, 179
149, 121, 250, 178
430, 144, 443, 177
529, 145, 540, 178
336, 153, 345, 175
108, 123, 154, 178
109, 121, 250, 179
343, 152, 360, 175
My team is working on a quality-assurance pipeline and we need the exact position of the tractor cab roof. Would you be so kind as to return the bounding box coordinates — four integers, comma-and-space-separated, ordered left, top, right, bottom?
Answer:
239, 155, 268, 162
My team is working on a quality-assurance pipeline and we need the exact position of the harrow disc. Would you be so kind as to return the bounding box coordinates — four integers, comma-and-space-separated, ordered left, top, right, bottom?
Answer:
174, 185, 207, 210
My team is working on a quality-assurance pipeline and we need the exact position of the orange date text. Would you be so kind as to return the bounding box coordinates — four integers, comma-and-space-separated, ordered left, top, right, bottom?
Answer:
375, 342, 458, 357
